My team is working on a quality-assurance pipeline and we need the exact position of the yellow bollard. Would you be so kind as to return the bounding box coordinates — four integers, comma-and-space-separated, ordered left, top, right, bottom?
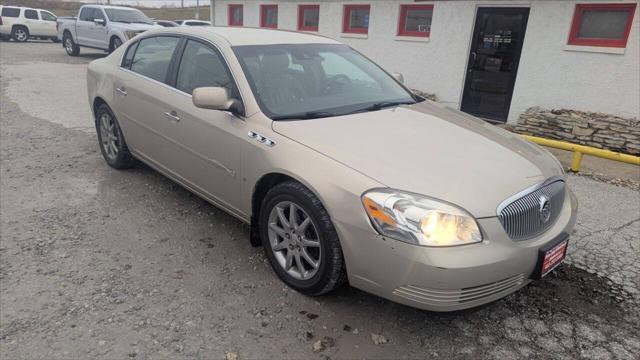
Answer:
570, 151, 583, 172
520, 135, 640, 173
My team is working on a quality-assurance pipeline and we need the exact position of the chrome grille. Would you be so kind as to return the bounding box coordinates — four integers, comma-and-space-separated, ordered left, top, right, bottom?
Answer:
498, 180, 565, 241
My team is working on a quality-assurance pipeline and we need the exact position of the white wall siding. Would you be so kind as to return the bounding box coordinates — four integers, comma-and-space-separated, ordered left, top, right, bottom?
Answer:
215, 0, 640, 123
512, 1, 640, 121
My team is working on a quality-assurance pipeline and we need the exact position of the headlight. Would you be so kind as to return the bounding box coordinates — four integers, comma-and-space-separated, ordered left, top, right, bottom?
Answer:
124, 31, 142, 39
362, 189, 482, 247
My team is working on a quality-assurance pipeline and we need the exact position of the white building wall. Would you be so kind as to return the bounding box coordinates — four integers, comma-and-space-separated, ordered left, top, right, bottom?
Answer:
215, 0, 640, 123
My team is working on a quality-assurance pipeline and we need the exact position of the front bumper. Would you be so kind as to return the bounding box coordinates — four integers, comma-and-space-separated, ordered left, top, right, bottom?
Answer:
335, 189, 578, 312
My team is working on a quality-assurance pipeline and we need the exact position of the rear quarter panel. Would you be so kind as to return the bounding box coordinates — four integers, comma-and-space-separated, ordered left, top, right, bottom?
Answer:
87, 46, 125, 123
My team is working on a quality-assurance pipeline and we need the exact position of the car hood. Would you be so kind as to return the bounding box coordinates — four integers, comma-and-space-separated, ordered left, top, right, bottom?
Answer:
271, 101, 563, 218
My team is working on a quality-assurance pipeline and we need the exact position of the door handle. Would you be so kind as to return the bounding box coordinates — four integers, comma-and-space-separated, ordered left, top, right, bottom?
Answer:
164, 111, 180, 122
116, 87, 127, 96
469, 52, 477, 73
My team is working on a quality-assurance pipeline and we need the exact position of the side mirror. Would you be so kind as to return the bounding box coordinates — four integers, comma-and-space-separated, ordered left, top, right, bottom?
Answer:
391, 72, 404, 84
193, 87, 241, 114
94, 18, 106, 26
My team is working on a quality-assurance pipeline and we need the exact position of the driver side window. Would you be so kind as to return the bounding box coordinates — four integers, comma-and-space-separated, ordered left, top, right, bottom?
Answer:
40, 11, 56, 21
79, 8, 95, 21
176, 40, 237, 97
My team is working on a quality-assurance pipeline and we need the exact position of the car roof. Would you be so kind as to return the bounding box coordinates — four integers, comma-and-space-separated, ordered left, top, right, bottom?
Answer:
156, 26, 340, 46
83, 5, 141, 11
0, 5, 48, 11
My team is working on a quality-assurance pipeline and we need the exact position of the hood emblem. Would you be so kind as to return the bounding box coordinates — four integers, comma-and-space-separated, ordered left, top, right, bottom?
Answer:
539, 195, 551, 224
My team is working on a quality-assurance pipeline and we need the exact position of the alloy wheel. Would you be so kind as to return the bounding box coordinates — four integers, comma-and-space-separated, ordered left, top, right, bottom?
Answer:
268, 201, 322, 280
99, 112, 119, 161
15, 29, 27, 41
64, 38, 74, 54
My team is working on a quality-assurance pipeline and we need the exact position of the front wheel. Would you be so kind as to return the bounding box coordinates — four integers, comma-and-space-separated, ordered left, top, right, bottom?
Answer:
95, 104, 137, 169
109, 37, 122, 53
260, 181, 347, 296
63, 33, 80, 56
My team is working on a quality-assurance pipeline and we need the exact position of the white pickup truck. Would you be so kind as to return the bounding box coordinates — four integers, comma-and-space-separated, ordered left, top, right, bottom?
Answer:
57, 5, 157, 56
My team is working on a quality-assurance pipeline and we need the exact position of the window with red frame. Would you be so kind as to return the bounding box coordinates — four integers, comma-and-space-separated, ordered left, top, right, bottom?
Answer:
343, 5, 370, 34
298, 5, 320, 31
568, 3, 636, 48
228, 4, 243, 26
398, 4, 433, 37
260, 5, 278, 28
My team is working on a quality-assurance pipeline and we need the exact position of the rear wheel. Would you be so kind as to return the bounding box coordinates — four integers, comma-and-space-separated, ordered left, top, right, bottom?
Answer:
63, 33, 80, 56
11, 26, 29, 42
95, 104, 137, 169
260, 181, 347, 296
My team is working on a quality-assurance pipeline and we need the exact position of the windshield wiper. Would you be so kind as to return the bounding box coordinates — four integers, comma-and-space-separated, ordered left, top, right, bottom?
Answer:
348, 100, 415, 115
272, 111, 335, 121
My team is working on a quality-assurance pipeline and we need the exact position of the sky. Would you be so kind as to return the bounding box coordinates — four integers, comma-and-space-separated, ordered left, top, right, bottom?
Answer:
63, 0, 212, 8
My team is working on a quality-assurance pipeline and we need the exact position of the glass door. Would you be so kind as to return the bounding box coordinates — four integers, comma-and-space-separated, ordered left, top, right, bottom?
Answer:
461, 7, 530, 122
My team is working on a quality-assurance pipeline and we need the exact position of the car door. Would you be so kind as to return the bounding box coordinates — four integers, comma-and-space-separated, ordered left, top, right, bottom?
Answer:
158, 38, 245, 212
90, 8, 109, 49
76, 7, 95, 46
39, 10, 57, 37
113, 36, 182, 167
22, 9, 41, 36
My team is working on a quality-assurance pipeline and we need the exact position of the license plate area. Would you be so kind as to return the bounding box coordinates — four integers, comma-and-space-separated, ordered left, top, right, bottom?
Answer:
532, 234, 569, 279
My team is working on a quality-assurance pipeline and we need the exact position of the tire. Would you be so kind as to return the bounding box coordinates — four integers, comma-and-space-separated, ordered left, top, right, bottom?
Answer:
109, 37, 122, 53
259, 181, 347, 296
11, 26, 29, 42
95, 104, 137, 169
62, 33, 80, 56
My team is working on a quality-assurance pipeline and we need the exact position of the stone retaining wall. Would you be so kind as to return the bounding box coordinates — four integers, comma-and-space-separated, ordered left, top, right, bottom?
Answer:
513, 107, 640, 155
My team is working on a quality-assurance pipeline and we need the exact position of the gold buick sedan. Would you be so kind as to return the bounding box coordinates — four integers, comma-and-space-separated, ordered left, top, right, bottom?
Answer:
87, 27, 577, 311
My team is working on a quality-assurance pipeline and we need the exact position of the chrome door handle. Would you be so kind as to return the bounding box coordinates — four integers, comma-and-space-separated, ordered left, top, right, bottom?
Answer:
116, 87, 127, 96
164, 111, 180, 122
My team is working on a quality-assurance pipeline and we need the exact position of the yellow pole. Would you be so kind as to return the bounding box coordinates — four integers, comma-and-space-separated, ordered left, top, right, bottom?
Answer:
521, 135, 640, 171
570, 151, 583, 172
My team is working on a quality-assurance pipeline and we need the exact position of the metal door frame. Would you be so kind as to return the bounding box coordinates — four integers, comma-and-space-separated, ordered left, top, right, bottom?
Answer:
458, 5, 531, 123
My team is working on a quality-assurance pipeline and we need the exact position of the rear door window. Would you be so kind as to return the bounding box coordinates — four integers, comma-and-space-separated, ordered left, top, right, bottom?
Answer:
24, 9, 38, 20
130, 36, 180, 83
1, 7, 21, 17
122, 42, 139, 69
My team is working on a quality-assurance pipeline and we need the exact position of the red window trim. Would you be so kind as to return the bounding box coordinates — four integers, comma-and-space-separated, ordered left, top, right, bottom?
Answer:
298, 4, 320, 32
567, 3, 636, 48
260, 4, 278, 29
342, 4, 370, 34
228, 4, 243, 27
397, 4, 433, 37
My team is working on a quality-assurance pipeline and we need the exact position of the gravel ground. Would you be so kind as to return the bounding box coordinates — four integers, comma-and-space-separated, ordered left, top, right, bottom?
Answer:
1, 41, 639, 360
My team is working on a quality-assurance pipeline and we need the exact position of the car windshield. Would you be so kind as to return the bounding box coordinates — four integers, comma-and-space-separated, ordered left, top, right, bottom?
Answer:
105, 8, 152, 24
233, 44, 419, 120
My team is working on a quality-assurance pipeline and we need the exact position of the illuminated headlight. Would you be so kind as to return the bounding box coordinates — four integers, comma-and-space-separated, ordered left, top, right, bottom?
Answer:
362, 189, 482, 247
124, 31, 143, 39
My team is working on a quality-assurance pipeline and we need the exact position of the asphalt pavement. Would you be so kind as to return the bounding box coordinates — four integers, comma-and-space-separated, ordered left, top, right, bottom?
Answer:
1, 40, 639, 360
